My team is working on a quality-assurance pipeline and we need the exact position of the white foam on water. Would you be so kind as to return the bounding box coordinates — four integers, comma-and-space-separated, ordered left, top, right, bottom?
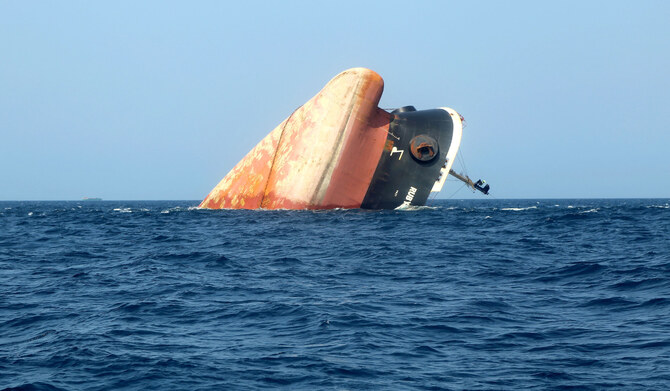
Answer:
501, 206, 538, 211
111, 207, 148, 213
161, 206, 199, 214
580, 208, 599, 214
395, 205, 439, 212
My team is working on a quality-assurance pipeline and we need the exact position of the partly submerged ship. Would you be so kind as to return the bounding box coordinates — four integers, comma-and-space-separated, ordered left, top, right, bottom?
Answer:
200, 68, 488, 210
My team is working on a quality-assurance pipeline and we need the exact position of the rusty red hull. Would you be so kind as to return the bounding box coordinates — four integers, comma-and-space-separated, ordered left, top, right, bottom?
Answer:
200, 68, 463, 210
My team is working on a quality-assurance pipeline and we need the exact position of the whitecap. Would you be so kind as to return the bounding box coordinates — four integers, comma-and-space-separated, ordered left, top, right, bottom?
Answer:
160, 206, 198, 214
113, 208, 132, 213
395, 204, 439, 211
501, 206, 537, 211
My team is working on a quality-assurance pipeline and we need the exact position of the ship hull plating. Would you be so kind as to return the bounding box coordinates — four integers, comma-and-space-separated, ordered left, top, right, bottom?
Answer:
199, 68, 462, 210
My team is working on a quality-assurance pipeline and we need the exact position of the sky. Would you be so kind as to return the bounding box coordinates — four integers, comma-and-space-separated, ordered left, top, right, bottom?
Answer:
1, 0, 669, 200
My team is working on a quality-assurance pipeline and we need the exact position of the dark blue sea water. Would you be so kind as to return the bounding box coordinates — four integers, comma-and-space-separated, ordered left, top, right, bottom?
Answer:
1, 199, 669, 390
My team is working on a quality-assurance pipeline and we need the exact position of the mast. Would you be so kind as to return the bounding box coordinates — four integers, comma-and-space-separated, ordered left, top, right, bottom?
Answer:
448, 169, 475, 190
448, 169, 490, 195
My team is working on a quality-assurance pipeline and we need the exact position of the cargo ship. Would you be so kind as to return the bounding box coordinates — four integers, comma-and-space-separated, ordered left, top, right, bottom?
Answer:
200, 68, 487, 210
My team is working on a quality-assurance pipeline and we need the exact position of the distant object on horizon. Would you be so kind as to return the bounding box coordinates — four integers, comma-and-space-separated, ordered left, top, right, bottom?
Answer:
82, 197, 102, 201
200, 68, 489, 210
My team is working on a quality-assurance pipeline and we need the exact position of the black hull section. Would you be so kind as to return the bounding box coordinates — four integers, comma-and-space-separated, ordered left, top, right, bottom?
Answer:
361, 108, 455, 209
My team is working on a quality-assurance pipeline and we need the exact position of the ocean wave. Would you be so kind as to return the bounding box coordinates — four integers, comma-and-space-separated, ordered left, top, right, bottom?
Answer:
501, 206, 538, 211
160, 206, 200, 214
2, 382, 68, 391
394, 205, 440, 211
1, 199, 669, 390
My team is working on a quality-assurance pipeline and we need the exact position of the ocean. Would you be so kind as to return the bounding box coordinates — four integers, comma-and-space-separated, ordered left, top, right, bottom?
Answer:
1, 199, 669, 390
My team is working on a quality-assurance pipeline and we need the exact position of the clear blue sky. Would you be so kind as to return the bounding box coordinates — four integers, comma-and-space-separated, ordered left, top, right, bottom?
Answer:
1, 1, 668, 200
